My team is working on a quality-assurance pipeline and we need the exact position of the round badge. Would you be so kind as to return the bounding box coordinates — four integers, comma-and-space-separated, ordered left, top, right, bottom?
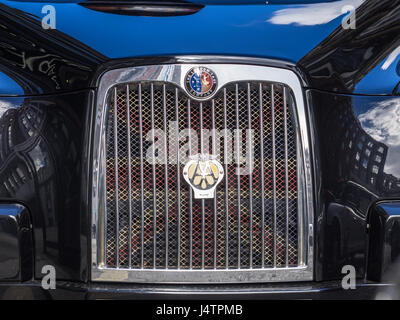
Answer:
185, 67, 218, 99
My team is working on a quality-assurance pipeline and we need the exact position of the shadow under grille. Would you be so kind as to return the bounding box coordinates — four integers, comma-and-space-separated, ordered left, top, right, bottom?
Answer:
104, 81, 298, 270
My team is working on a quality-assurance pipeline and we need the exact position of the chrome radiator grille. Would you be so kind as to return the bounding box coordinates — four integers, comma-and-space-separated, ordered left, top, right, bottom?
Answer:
105, 81, 298, 269
92, 63, 313, 283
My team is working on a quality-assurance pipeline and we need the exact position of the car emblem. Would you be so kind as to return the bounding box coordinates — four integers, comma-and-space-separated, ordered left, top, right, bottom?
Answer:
185, 67, 218, 99
183, 154, 224, 199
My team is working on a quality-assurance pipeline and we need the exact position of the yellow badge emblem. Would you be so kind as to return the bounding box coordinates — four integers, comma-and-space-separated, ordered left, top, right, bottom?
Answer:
183, 154, 224, 199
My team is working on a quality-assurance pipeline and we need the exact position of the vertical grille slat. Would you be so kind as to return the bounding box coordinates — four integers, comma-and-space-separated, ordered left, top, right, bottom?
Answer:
126, 84, 132, 269
150, 84, 157, 269
103, 80, 300, 273
284, 86, 289, 268
223, 88, 229, 269
113, 87, 120, 269
211, 99, 217, 270
271, 84, 277, 268
235, 84, 241, 269
259, 83, 266, 269
199, 102, 205, 269
247, 83, 253, 268
138, 84, 145, 269
163, 84, 169, 269
175, 88, 182, 269
187, 99, 193, 270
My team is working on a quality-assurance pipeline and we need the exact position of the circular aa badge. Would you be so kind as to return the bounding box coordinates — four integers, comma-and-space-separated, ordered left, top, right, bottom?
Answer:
185, 67, 218, 99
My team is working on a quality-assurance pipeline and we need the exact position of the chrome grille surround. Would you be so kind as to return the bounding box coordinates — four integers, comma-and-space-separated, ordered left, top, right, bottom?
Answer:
91, 61, 314, 283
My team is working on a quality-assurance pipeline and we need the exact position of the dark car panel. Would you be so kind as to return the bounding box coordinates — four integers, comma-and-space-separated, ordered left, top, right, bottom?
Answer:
0, 91, 92, 281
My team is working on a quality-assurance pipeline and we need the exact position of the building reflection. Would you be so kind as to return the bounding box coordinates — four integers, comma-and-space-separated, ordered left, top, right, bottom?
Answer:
325, 96, 400, 203
0, 93, 86, 279
313, 93, 400, 280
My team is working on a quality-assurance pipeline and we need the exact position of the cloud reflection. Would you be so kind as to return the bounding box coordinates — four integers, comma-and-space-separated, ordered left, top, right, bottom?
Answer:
359, 98, 400, 177
268, 0, 364, 26
359, 99, 400, 146
0, 100, 20, 117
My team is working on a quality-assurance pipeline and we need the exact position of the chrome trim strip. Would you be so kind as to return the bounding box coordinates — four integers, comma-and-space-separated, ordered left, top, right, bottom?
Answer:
92, 62, 314, 283
92, 267, 311, 283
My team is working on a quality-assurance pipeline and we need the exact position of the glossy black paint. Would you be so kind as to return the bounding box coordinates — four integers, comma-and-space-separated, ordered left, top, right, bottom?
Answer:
367, 201, 400, 282
0, 3, 106, 96
0, 90, 92, 281
395, 81, 400, 96
0, 203, 32, 281
0, 0, 399, 291
308, 89, 400, 280
299, 0, 400, 95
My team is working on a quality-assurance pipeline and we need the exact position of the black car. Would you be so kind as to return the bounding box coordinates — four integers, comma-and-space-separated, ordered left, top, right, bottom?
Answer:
0, 0, 399, 300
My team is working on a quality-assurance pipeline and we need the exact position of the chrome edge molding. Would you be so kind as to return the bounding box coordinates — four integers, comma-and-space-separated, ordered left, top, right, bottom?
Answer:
91, 62, 314, 283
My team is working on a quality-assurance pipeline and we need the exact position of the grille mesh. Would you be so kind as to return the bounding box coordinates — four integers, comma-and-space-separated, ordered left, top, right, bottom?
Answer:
104, 81, 298, 270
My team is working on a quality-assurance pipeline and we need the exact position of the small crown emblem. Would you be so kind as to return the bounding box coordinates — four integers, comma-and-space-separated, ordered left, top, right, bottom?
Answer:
183, 154, 224, 199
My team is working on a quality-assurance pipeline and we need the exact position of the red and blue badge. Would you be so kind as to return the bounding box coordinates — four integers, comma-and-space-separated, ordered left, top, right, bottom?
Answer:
185, 67, 217, 99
